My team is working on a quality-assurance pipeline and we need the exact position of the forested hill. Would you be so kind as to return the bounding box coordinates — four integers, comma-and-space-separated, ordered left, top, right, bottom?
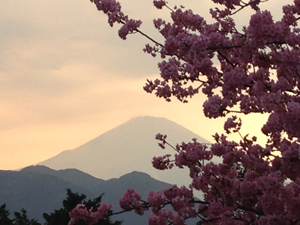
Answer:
0, 165, 171, 224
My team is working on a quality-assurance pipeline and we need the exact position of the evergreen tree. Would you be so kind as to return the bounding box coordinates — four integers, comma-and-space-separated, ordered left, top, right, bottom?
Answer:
13, 209, 41, 225
0, 204, 41, 225
0, 204, 13, 225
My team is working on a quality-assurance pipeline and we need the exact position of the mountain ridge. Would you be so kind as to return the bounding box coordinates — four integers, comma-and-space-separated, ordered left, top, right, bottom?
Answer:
37, 116, 211, 187
0, 165, 171, 224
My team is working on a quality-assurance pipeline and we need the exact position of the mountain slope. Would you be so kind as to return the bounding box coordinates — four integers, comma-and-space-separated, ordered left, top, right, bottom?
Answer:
0, 167, 93, 222
38, 116, 211, 187
0, 166, 171, 224
20, 165, 105, 190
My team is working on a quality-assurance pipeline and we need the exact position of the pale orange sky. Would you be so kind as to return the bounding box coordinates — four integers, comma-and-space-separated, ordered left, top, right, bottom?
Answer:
0, 0, 289, 170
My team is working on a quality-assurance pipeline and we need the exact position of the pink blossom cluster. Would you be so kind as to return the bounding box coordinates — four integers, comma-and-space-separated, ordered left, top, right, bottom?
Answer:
70, 0, 300, 224
142, 0, 300, 144
125, 131, 300, 224
153, 136, 212, 171
119, 189, 147, 215
223, 115, 242, 134
153, 0, 166, 9
147, 185, 196, 225
68, 203, 112, 225
89, 0, 142, 39
152, 154, 173, 170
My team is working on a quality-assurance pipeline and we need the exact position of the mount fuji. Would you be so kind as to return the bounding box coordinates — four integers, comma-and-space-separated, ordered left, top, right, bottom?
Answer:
38, 116, 212, 187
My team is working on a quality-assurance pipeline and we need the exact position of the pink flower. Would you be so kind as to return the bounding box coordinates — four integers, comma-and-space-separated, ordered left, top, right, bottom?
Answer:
153, 0, 165, 9
68, 203, 112, 225
118, 19, 142, 39
152, 154, 173, 170
87, 0, 300, 224
203, 95, 227, 118
119, 189, 146, 215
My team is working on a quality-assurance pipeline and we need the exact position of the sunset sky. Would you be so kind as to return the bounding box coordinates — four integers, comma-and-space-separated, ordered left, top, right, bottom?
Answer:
0, 0, 288, 170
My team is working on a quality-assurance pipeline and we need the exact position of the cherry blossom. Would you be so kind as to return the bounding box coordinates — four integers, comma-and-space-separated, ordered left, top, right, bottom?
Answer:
69, 0, 300, 224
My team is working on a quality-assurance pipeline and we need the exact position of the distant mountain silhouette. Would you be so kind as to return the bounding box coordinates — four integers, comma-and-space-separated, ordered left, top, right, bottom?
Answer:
0, 166, 93, 222
20, 165, 105, 192
38, 116, 211, 187
0, 165, 171, 224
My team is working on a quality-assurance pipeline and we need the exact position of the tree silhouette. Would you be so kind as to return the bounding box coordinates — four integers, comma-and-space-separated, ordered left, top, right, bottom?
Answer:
0, 204, 41, 225
0, 204, 13, 225
13, 209, 41, 225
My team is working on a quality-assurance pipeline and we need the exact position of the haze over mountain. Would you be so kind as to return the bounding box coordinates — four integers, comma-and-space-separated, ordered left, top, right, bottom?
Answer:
38, 116, 211, 187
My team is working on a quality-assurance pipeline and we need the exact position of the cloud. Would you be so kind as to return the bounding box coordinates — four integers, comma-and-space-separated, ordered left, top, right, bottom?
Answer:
0, 0, 168, 135
0, 0, 290, 170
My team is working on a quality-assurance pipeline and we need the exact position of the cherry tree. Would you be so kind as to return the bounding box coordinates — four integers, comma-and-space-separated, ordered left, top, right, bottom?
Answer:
69, 0, 300, 224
